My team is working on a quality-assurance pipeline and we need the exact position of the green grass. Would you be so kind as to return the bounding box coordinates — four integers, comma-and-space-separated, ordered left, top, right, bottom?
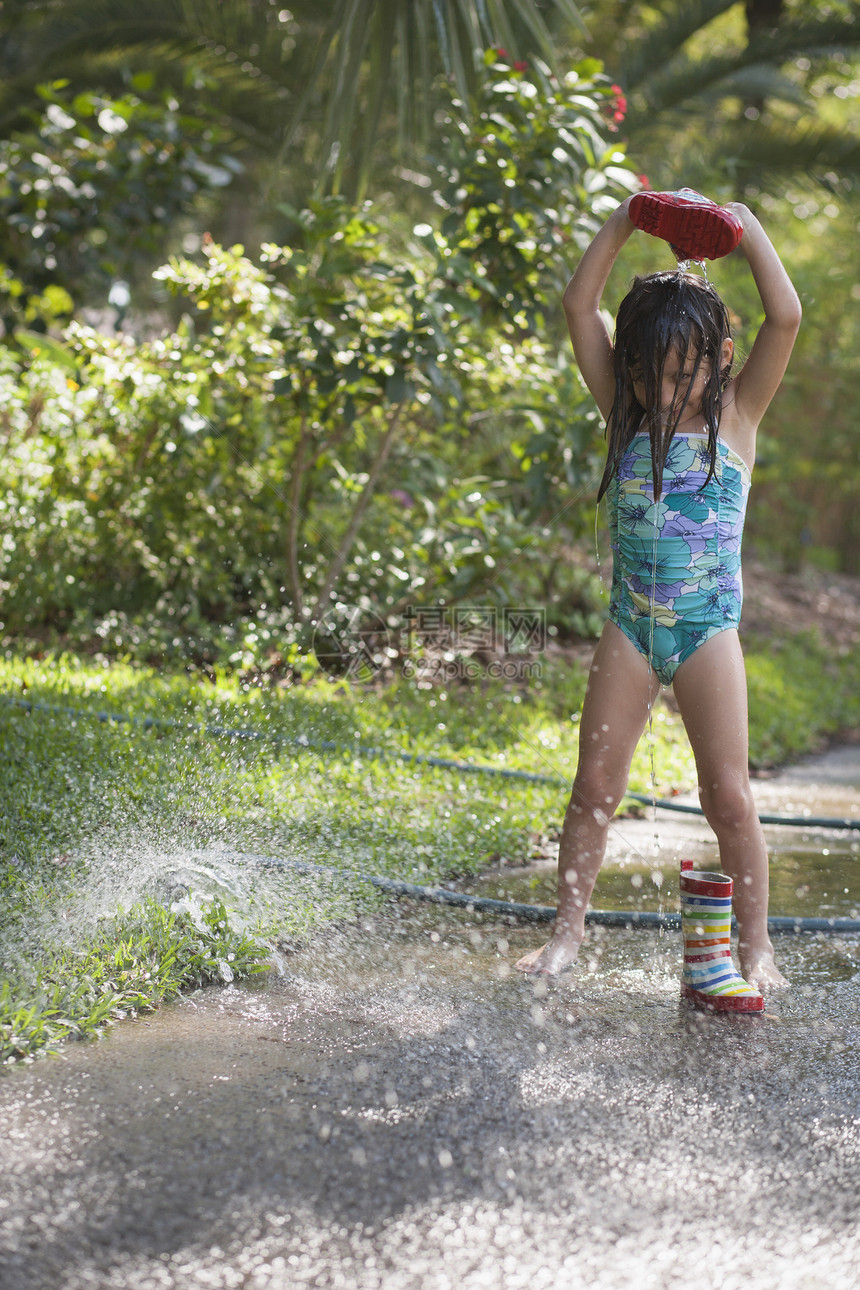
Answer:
1, 630, 857, 1065
0, 895, 267, 1065
0, 650, 698, 874
744, 632, 860, 768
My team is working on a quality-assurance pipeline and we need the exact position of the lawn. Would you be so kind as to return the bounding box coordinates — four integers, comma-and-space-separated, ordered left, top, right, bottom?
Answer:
2, 630, 858, 1064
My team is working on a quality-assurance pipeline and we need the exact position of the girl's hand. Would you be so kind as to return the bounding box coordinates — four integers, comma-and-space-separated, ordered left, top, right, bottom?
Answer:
723, 202, 753, 231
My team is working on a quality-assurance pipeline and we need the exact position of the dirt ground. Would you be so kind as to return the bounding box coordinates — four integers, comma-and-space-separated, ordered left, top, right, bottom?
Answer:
531, 557, 860, 689
739, 557, 860, 651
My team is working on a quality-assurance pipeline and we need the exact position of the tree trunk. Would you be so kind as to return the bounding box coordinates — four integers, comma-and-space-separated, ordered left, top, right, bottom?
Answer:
743, 0, 785, 116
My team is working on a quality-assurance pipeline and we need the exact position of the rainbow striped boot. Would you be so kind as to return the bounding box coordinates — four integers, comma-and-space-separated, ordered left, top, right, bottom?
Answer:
679, 861, 764, 1014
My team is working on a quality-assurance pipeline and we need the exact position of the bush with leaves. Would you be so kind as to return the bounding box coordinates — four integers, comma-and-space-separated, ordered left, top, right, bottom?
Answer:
0, 79, 239, 332
434, 50, 638, 325
0, 55, 637, 657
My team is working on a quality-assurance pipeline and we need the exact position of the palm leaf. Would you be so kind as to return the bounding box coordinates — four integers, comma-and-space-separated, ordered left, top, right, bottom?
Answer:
727, 120, 860, 188
632, 59, 811, 123
624, 3, 860, 116
620, 0, 737, 94
0, 0, 583, 196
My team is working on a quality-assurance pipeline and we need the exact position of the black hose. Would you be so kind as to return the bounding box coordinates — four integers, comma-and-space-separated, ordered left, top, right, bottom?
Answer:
4, 693, 859, 933
248, 853, 860, 935
622, 789, 860, 833
5, 694, 860, 833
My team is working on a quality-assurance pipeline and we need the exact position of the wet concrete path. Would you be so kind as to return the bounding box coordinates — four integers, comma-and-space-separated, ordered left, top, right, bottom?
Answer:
1, 749, 860, 1289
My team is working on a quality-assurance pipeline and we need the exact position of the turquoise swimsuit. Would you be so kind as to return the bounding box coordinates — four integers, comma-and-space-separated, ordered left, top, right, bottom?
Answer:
606, 432, 751, 686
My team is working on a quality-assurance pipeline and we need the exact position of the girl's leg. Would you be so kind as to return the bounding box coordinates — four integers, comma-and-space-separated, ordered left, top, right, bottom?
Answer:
671, 630, 788, 990
516, 622, 660, 976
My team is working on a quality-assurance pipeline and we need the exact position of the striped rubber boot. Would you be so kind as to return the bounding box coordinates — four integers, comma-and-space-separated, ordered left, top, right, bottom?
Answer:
679, 861, 764, 1014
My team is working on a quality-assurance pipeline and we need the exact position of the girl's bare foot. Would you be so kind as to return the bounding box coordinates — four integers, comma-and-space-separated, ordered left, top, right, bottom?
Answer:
515, 933, 582, 977
740, 946, 789, 991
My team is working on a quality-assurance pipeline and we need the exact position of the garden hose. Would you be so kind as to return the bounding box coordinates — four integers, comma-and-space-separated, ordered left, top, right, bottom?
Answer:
4, 694, 860, 832
5, 692, 860, 933
247, 853, 860, 935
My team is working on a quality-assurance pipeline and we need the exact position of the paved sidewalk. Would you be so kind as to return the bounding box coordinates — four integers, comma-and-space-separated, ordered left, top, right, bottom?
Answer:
0, 745, 859, 1290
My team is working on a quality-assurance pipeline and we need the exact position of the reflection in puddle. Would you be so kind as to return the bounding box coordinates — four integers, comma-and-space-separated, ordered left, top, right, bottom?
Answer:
462, 839, 860, 921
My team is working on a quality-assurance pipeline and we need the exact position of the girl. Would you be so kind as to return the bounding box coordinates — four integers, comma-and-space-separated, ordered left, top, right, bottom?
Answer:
515, 194, 801, 1006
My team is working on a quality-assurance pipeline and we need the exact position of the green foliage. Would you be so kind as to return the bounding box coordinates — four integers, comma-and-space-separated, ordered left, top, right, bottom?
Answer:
745, 632, 860, 767
745, 195, 860, 574
434, 51, 639, 323
302, 0, 584, 195
589, 0, 860, 195
0, 82, 239, 326
0, 1, 584, 206
0, 55, 635, 649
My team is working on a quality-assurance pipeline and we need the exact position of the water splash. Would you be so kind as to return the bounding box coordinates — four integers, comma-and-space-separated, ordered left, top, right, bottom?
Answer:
593, 504, 603, 588
1, 903, 858, 1290
646, 498, 661, 869
675, 256, 709, 280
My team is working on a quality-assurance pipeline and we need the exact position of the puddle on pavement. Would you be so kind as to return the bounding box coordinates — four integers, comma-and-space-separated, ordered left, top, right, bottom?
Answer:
2, 903, 859, 1290
462, 838, 860, 921
456, 742, 860, 922
6, 899, 859, 1105
3, 751, 860, 1289
174, 898, 860, 1082
3, 750, 860, 1287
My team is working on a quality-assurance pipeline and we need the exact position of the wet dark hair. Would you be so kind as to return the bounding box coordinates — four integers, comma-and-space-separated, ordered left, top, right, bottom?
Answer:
597, 271, 734, 501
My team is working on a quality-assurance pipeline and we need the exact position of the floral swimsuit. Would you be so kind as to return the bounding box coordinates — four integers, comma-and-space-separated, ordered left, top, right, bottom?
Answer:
606, 432, 751, 686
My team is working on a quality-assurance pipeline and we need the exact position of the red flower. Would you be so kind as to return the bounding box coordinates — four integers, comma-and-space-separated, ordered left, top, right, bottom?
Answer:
637, 174, 651, 190
610, 84, 627, 123
495, 47, 508, 60
601, 84, 627, 130
513, 60, 528, 72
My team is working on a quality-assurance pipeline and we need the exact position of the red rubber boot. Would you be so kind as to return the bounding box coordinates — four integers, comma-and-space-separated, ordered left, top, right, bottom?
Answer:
628, 188, 744, 262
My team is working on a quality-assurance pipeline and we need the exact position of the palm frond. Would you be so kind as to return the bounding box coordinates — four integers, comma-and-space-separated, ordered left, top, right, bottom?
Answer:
484, 0, 583, 53
625, 3, 860, 115
728, 120, 860, 189
5, 0, 585, 193
630, 59, 811, 125
278, 0, 584, 193
620, 0, 737, 93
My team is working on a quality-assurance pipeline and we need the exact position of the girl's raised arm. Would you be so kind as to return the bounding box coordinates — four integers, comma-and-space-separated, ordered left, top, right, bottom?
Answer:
725, 204, 802, 431
562, 197, 635, 421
